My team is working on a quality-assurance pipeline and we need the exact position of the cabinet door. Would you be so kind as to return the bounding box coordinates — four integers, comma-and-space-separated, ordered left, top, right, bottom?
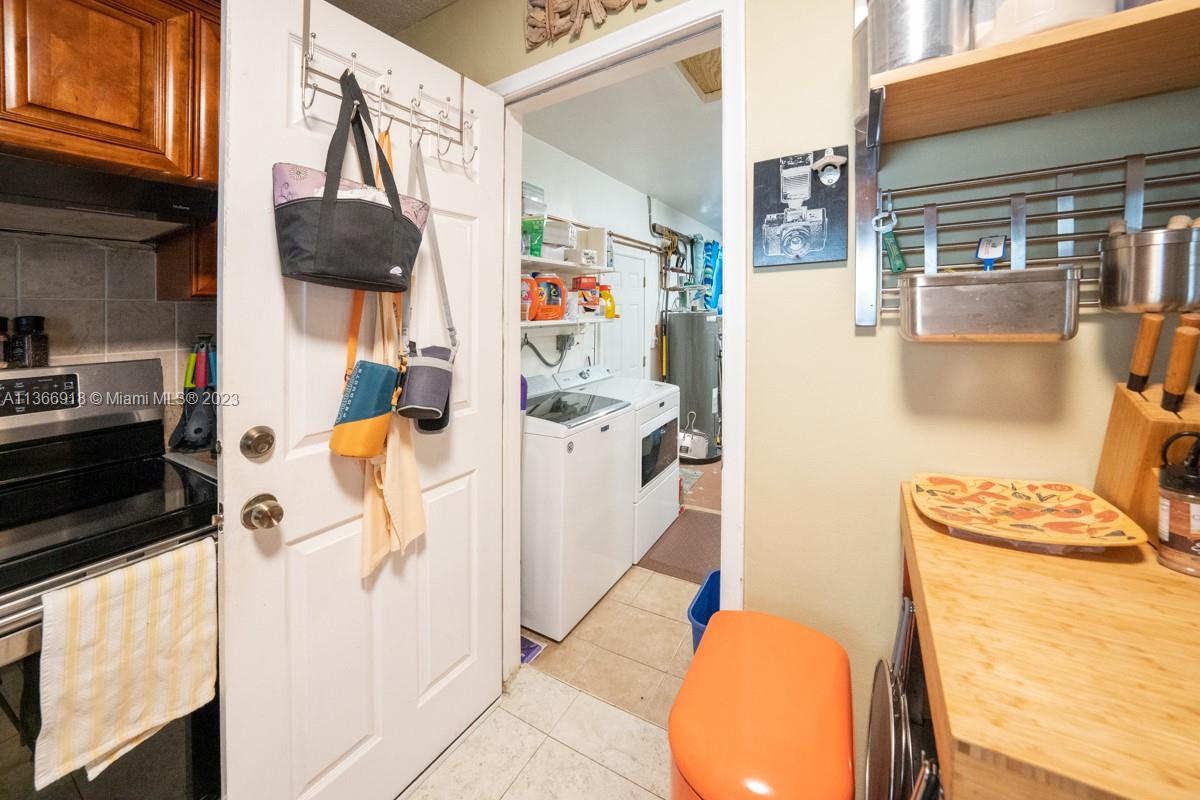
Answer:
193, 10, 219, 185
0, 0, 193, 180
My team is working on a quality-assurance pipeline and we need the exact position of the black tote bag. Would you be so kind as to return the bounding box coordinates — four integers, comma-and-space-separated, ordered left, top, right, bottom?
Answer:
272, 70, 428, 292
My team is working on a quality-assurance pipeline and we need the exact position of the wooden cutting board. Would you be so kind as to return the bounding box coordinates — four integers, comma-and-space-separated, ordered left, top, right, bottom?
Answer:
912, 473, 1148, 548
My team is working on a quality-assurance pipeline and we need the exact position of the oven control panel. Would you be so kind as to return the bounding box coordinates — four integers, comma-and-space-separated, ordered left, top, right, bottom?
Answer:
0, 373, 79, 417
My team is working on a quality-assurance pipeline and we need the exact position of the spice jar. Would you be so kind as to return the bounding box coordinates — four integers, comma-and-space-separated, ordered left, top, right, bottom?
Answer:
0, 317, 8, 368
1157, 431, 1200, 577
10, 315, 49, 368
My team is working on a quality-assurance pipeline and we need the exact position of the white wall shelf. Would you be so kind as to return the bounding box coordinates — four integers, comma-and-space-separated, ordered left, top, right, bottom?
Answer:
521, 255, 614, 276
521, 317, 612, 328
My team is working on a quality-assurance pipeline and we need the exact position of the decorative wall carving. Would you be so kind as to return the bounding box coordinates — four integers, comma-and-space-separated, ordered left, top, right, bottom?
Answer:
525, 0, 652, 50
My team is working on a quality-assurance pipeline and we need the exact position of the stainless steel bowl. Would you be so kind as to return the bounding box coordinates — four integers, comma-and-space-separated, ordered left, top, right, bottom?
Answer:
1099, 227, 1200, 312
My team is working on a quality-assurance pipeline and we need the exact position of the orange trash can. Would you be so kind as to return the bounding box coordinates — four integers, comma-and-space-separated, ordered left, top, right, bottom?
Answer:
668, 610, 854, 800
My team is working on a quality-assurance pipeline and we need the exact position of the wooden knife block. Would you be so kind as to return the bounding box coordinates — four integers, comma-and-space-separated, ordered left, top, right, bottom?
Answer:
1094, 383, 1200, 543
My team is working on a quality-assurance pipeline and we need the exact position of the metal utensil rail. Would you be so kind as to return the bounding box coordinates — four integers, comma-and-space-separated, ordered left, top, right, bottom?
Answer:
0, 529, 217, 669
868, 147, 1200, 314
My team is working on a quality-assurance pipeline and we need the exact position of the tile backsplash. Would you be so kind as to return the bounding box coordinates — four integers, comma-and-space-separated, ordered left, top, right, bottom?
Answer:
0, 234, 215, 400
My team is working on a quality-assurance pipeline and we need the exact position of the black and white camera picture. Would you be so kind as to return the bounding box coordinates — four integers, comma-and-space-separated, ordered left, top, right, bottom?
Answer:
753, 146, 849, 268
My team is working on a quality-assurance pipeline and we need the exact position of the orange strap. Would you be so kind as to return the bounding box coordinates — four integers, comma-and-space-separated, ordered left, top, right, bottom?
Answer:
345, 289, 365, 381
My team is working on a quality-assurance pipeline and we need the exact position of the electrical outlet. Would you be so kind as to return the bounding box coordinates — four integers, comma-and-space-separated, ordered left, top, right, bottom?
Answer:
555, 334, 573, 352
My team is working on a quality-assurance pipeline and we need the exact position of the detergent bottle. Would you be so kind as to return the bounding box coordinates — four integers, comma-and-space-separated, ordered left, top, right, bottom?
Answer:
520, 276, 541, 321
534, 274, 566, 320
599, 285, 617, 319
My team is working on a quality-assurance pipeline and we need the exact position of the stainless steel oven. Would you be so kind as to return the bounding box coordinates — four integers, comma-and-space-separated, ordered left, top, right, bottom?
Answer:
0, 361, 221, 799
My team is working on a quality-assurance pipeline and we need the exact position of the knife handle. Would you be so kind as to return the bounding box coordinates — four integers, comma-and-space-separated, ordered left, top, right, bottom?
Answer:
1128, 313, 1165, 391
1162, 326, 1199, 412
1180, 313, 1200, 330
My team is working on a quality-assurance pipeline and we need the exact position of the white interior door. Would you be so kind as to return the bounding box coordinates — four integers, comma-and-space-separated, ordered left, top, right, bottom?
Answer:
601, 243, 649, 378
218, 2, 503, 798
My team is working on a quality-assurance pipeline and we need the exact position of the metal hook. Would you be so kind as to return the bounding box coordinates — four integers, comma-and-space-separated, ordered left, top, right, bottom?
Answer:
410, 84, 425, 146
300, 32, 317, 109
377, 70, 393, 134
436, 103, 453, 164
461, 110, 478, 167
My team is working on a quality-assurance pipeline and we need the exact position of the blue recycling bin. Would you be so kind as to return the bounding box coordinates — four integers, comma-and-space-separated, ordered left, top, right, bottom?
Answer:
688, 569, 721, 652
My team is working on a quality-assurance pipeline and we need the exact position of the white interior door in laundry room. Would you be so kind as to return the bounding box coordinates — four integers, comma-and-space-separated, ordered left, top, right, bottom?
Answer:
217, 1, 503, 798
601, 242, 649, 378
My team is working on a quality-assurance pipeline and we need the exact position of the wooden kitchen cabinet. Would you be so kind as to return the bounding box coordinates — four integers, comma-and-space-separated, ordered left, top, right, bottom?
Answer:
0, 0, 220, 186
157, 219, 216, 300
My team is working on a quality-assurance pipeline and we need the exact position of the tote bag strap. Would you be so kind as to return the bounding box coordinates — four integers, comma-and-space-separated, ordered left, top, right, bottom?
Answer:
401, 141, 459, 361
317, 71, 407, 266
344, 290, 366, 382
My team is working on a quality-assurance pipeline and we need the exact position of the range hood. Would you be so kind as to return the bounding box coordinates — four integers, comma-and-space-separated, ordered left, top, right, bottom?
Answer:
0, 154, 217, 243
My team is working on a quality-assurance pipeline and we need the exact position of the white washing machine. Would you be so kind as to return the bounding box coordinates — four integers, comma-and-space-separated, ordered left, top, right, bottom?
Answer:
556, 367, 681, 562
521, 375, 635, 642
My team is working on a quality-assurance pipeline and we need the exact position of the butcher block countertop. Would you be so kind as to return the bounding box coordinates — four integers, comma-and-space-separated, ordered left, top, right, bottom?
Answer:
900, 485, 1200, 800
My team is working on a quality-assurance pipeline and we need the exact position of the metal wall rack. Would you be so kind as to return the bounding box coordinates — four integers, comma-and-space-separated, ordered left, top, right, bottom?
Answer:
854, 82, 1200, 325
874, 147, 1200, 315
299, 0, 477, 162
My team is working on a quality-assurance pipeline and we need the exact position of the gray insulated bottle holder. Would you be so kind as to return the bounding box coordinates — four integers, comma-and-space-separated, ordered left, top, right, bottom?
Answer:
397, 346, 453, 420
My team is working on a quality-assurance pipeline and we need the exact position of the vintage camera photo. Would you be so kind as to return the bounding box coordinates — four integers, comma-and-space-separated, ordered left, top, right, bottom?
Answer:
753, 146, 849, 268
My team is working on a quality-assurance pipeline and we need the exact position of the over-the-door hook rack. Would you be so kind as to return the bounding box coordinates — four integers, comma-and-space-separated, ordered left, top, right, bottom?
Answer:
298, 0, 474, 152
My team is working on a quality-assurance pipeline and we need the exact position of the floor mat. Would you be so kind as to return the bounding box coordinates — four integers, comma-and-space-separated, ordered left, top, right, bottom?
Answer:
683, 459, 721, 512
638, 509, 720, 585
520, 635, 543, 665
680, 468, 703, 494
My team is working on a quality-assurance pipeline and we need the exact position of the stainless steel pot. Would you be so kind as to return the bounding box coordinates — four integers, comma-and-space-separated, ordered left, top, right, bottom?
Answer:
868, 0, 971, 74
1099, 228, 1200, 312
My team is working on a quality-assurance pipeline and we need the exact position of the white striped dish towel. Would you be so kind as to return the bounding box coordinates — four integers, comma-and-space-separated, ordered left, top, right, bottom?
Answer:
34, 538, 217, 789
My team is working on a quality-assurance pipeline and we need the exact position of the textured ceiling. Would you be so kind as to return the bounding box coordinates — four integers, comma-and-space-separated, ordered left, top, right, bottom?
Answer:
524, 61, 723, 231
327, 0, 457, 35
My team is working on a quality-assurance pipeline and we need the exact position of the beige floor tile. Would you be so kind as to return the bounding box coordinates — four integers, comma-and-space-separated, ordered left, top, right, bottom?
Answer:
530, 637, 596, 684
500, 667, 579, 733
594, 604, 689, 673
642, 674, 684, 729
570, 595, 628, 644
502, 739, 657, 800
631, 573, 698, 621
410, 709, 544, 800
666, 637, 694, 679
606, 567, 654, 604
570, 647, 664, 718
550, 692, 671, 798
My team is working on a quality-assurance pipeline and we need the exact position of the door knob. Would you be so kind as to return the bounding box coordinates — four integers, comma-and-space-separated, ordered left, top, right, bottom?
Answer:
240, 425, 276, 459
241, 494, 284, 530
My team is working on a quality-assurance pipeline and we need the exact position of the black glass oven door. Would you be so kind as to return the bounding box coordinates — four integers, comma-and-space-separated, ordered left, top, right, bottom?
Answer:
641, 417, 678, 488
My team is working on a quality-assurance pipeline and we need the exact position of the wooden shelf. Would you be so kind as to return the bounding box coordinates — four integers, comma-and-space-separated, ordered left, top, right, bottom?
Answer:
870, 0, 1200, 144
521, 255, 614, 276
521, 317, 612, 328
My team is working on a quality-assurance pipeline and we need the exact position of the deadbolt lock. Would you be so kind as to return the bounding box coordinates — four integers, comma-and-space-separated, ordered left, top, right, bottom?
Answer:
241, 494, 284, 530
240, 426, 276, 459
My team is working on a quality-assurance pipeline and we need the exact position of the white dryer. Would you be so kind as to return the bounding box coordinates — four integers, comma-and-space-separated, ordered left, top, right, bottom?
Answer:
521, 375, 634, 641
556, 367, 681, 562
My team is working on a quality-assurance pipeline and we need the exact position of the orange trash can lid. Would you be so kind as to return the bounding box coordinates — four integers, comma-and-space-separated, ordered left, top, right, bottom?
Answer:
668, 610, 854, 800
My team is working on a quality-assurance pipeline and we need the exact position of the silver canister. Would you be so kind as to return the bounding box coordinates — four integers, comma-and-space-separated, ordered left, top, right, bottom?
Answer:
1099, 228, 1200, 312
868, 0, 971, 74
899, 266, 1081, 342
